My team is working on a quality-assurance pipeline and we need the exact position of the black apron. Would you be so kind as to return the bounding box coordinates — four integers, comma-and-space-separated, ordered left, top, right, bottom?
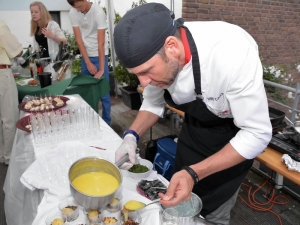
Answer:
164, 26, 253, 217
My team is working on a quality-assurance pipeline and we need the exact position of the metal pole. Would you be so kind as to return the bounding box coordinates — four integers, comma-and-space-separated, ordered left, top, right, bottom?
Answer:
106, 0, 118, 98
170, 0, 174, 11
291, 83, 300, 123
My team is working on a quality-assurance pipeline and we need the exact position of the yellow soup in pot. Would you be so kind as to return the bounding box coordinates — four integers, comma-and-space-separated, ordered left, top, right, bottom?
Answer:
72, 172, 119, 196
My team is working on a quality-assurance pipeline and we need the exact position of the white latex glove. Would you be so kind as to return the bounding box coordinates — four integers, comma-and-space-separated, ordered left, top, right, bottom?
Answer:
115, 134, 137, 170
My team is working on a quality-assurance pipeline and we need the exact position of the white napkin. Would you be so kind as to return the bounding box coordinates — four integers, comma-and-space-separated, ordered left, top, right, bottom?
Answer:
20, 157, 70, 202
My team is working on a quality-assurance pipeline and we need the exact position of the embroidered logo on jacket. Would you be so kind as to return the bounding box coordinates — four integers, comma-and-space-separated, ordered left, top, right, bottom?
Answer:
206, 93, 224, 101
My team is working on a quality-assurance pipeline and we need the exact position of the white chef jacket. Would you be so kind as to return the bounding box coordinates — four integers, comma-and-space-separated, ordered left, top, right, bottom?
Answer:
140, 21, 272, 160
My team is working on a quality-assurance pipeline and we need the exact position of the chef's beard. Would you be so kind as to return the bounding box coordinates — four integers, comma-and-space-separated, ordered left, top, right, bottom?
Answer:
163, 57, 180, 88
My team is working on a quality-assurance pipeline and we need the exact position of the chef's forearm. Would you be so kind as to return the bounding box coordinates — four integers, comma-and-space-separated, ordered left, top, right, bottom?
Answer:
190, 143, 246, 181
129, 110, 159, 137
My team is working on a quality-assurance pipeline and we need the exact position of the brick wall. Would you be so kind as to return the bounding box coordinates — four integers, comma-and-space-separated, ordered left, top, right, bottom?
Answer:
182, 0, 300, 67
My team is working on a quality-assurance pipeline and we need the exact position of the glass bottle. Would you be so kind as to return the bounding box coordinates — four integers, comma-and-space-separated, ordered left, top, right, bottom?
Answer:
57, 54, 72, 81
29, 57, 37, 79
36, 60, 43, 74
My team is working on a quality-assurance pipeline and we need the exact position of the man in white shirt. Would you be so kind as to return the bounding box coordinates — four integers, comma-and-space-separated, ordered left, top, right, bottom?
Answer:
0, 20, 22, 165
114, 3, 272, 224
67, 0, 111, 125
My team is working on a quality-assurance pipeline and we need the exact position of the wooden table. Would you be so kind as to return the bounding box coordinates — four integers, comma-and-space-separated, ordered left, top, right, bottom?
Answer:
256, 147, 300, 186
165, 104, 185, 117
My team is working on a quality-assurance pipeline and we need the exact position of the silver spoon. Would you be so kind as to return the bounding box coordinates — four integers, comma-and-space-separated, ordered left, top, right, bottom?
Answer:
124, 198, 161, 211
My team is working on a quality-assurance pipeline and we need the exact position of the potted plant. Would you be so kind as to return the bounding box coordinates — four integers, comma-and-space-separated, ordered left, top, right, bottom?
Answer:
64, 31, 81, 75
113, 61, 142, 110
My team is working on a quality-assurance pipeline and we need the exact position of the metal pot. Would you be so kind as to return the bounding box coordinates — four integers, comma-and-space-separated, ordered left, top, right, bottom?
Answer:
161, 193, 202, 224
68, 157, 123, 211
269, 107, 285, 127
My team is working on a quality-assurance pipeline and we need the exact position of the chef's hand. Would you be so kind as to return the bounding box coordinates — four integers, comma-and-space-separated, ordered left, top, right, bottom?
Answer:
158, 169, 194, 206
94, 69, 104, 79
115, 134, 137, 170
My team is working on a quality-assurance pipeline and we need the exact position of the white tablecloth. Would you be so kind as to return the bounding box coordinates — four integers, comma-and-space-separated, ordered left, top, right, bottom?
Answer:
4, 94, 159, 225
4, 94, 212, 225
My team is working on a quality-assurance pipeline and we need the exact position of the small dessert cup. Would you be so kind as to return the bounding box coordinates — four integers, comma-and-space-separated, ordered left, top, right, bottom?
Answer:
121, 211, 142, 225
45, 213, 65, 225
84, 208, 101, 224
105, 192, 123, 213
58, 197, 79, 222
100, 209, 121, 225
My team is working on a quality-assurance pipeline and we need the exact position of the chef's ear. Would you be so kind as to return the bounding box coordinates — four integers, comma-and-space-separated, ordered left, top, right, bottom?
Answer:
164, 36, 179, 54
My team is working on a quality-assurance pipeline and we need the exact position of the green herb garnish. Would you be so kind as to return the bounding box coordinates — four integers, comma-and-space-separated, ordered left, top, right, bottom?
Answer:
129, 164, 149, 173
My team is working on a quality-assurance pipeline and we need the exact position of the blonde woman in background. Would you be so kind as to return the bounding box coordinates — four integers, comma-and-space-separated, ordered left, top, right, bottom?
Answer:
30, 1, 67, 59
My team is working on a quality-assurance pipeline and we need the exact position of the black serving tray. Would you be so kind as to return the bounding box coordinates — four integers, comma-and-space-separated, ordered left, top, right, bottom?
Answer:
269, 107, 285, 127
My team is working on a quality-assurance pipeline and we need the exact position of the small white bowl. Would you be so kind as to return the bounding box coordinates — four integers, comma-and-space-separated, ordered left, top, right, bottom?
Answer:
128, 159, 153, 180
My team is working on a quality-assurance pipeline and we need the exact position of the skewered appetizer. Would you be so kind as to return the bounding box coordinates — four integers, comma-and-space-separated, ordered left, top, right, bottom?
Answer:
25, 124, 32, 131
24, 97, 56, 111
54, 97, 64, 106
